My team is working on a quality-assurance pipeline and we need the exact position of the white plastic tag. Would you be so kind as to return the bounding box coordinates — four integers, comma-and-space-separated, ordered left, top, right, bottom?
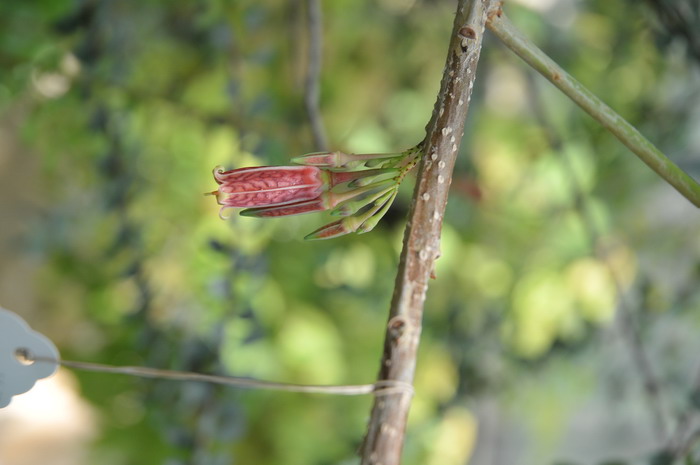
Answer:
0, 307, 59, 408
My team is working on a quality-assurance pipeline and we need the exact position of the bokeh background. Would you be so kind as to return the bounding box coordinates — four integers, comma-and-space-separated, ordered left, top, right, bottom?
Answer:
1, 0, 699, 464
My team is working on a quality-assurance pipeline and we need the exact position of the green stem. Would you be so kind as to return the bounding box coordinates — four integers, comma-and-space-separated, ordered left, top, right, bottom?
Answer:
330, 184, 395, 217
486, 9, 700, 208
357, 189, 398, 234
328, 179, 396, 208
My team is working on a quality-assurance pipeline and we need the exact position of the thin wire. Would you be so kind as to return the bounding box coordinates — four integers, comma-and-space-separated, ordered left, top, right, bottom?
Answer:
29, 355, 413, 397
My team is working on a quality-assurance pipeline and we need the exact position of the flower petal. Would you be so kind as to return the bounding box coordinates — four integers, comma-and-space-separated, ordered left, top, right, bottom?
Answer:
240, 198, 326, 217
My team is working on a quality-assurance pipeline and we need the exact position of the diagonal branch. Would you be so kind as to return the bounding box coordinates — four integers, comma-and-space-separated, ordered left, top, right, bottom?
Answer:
359, 1, 493, 464
486, 8, 700, 208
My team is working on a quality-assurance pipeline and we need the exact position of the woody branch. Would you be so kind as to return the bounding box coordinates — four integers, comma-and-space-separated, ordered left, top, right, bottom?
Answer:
359, 1, 495, 464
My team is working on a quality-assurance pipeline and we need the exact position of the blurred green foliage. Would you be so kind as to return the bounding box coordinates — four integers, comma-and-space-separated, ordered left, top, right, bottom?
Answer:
1, 0, 699, 464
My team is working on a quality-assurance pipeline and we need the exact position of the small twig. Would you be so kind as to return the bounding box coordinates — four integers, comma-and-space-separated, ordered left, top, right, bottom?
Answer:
359, 1, 493, 464
525, 74, 670, 440
303, 0, 328, 151
565, 144, 669, 439
486, 8, 700, 208
615, 294, 669, 439
668, 363, 700, 456
676, 428, 700, 461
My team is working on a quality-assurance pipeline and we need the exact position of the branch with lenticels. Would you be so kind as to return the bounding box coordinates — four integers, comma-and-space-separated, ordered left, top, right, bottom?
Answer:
359, 1, 495, 464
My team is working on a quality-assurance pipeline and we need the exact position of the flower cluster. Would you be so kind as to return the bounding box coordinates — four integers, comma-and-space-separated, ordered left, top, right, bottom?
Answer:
207, 145, 422, 240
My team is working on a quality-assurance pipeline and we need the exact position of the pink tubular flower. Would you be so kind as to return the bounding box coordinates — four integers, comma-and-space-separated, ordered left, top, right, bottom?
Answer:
208, 165, 325, 217
208, 145, 422, 239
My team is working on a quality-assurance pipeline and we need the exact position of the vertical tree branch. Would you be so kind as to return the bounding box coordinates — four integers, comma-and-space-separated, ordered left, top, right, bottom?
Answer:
304, 0, 329, 151
359, 1, 493, 464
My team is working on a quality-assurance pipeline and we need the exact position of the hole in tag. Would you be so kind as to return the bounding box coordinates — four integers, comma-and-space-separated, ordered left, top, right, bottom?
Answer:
15, 348, 35, 366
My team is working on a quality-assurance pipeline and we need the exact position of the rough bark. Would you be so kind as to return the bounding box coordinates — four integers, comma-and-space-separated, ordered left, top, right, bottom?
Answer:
359, 1, 494, 464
